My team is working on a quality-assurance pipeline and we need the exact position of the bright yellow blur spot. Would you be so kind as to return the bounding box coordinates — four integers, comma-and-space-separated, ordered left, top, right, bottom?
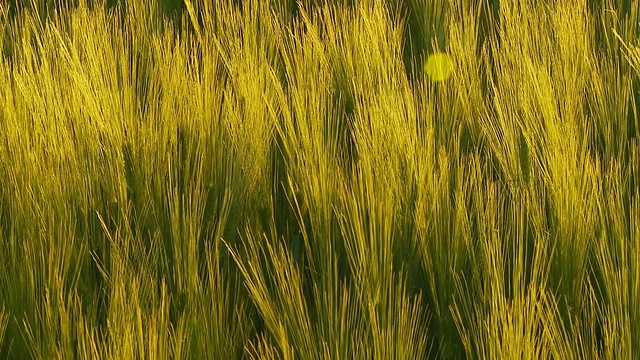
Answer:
424, 53, 454, 82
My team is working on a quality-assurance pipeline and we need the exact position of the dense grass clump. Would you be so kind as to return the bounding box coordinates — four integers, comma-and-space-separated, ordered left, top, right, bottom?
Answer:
0, 0, 639, 358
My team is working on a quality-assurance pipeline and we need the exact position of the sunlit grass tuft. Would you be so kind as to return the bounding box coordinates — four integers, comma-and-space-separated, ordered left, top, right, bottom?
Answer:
0, 0, 638, 358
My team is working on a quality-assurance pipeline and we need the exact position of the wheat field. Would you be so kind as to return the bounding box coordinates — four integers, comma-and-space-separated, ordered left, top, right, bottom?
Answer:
0, 0, 638, 358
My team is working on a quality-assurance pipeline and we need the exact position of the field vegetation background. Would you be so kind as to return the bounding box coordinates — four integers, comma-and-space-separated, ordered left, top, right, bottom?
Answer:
0, 0, 639, 358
